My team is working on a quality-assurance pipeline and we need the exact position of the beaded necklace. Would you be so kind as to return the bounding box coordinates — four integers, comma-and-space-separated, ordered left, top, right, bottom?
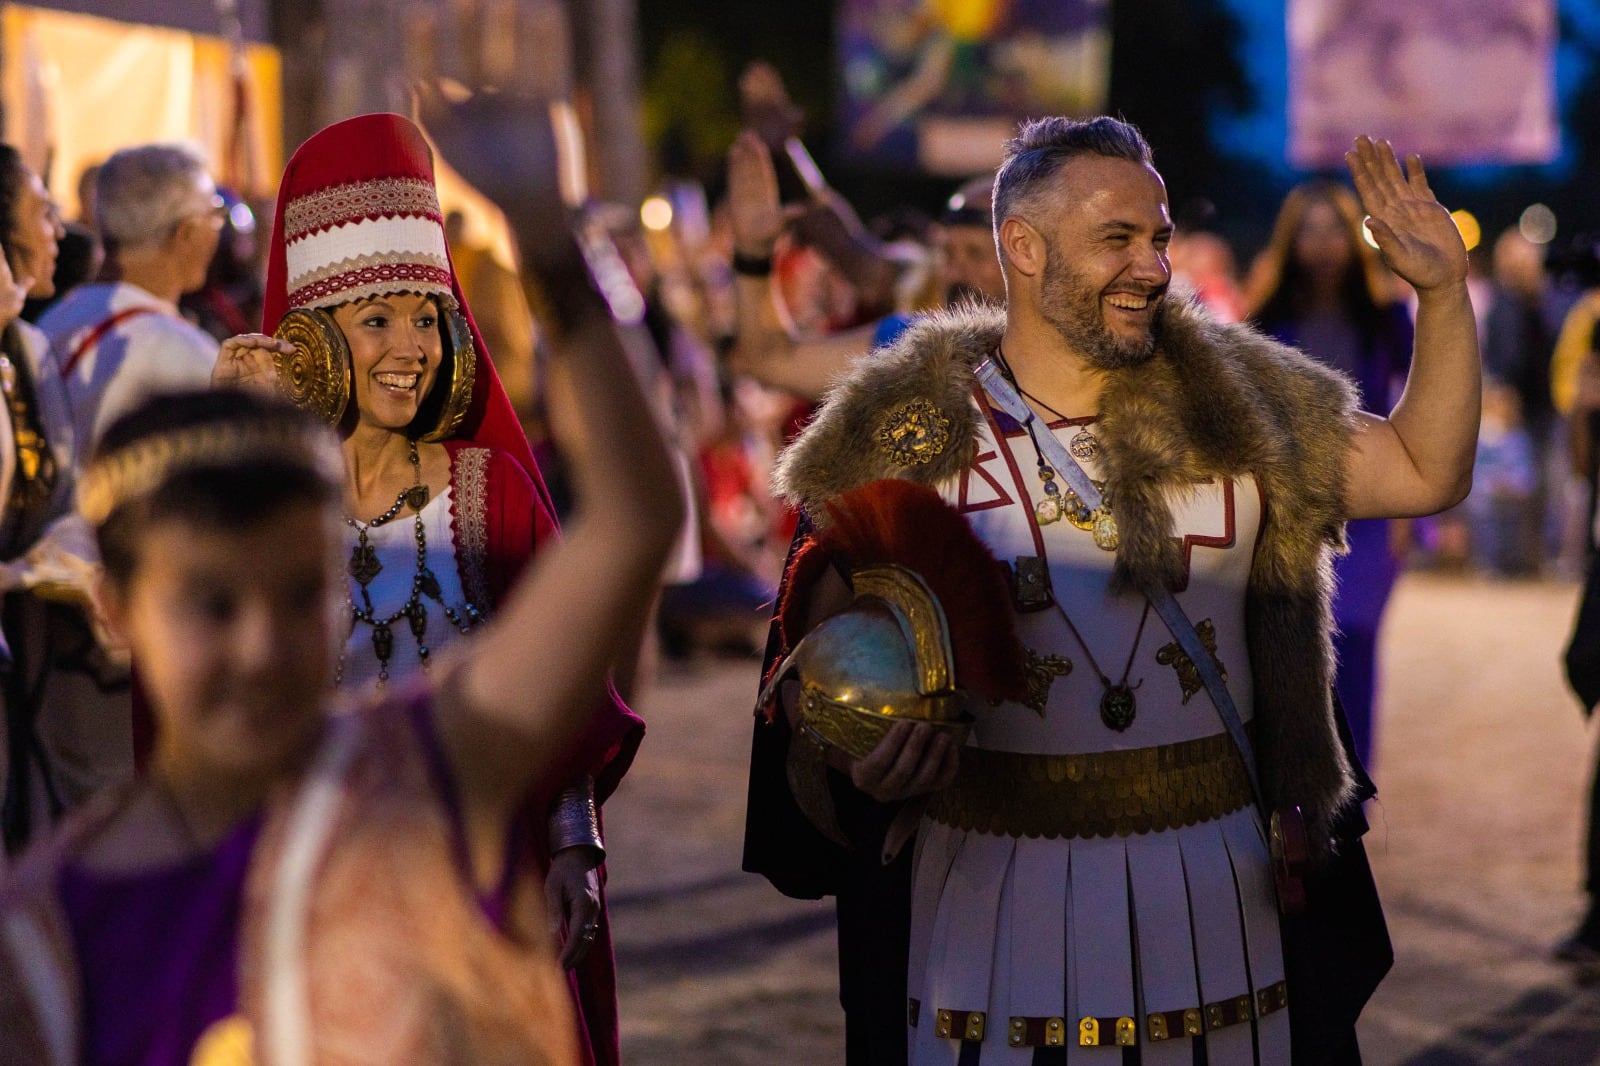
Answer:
336, 440, 479, 686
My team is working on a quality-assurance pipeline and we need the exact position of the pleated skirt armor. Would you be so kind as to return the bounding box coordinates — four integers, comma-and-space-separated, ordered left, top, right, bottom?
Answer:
909, 415, 1288, 1064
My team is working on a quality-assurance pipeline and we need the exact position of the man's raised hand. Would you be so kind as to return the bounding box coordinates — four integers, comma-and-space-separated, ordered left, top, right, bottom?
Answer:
1344, 136, 1467, 294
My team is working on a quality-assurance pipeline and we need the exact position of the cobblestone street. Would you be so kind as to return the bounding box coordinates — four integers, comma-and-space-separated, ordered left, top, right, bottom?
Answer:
604, 572, 1600, 1064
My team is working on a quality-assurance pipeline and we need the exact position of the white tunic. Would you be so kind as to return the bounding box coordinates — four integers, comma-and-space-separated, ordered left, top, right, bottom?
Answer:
908, 406, 1288, 1064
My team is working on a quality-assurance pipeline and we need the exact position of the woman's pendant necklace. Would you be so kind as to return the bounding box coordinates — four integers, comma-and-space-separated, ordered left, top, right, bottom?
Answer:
1069, 429, 1100, 462
342, 441, 443, 685
349, 527, 381, 586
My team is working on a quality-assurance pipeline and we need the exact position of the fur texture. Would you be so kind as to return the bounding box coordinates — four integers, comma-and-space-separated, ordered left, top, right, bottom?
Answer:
774, 299, 1361, 853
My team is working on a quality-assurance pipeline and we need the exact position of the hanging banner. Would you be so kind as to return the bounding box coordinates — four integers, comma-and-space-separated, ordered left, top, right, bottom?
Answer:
1288, 0, 1557, 167
837, 0, 1110, 175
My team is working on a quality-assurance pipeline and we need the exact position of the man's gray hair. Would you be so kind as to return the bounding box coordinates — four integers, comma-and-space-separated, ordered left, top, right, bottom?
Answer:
95, 143, 212, 249
991, 116, 1154, 244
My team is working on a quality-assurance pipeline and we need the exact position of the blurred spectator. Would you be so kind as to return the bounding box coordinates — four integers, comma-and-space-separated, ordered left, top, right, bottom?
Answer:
180, 188, 262, 342
1558, 345, 1600, 966
1169, 229, 1245, 322
0, 145, 122, 857
727, 131, 1003, 399
1482, 228, 1571, 565
37, 144, 221, 452
1247, 179, 1413, 772
1467, 379, 1540, 576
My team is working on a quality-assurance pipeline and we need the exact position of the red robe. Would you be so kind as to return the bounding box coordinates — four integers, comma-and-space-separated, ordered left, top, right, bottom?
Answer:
444, 439, 640, 1066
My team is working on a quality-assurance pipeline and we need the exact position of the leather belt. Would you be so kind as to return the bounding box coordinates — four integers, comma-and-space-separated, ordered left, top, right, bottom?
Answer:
927, 731, 1254, 839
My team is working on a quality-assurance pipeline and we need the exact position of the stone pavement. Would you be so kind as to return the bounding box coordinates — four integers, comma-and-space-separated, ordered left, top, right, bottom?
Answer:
603, 572, 1600, 1063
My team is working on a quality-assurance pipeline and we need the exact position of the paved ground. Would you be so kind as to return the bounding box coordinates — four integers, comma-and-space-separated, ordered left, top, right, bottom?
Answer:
604, 571, 1600, 1064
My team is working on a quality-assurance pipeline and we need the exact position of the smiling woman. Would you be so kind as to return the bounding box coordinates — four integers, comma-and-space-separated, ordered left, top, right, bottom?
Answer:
209, 112, 645, 1065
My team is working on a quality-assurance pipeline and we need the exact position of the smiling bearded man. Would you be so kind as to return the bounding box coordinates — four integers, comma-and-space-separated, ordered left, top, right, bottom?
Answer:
744, 115, 1481, 1065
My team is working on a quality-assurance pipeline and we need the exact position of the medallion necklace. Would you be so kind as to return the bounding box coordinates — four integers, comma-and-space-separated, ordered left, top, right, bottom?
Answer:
336, 440, 480, 687
990, 347, 1113, 549
1012, 460, 1152, 731
989, 371, 1150, 731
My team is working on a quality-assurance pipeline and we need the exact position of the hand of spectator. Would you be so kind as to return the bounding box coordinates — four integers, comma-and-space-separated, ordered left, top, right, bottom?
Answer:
545, 845, 604, 970
848, 720, 960, 803
213, 333, 290, 394
739, 61, 805, 148
1344, 136, 1467, 293
727, 131, 794, 259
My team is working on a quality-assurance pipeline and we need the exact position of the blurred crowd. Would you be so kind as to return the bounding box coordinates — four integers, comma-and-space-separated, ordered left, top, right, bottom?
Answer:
4, 60, 1600, 847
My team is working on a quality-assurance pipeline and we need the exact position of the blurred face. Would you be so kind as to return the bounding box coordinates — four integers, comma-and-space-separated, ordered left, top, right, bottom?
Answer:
939, 224, 1005, 305
333, 293, 445, 434
101, 503, 343, 782
1030, 156, 1172, 369
10, 164, 62, 299
1292, 199, 1354, 289
169, 173, 225, 294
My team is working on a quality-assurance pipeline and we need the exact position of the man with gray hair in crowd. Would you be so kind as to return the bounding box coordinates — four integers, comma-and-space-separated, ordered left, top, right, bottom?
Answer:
38, 142, 221, 453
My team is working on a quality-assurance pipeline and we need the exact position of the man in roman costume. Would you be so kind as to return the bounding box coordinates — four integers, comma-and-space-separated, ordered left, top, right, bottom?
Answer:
745, 117, 1478, 1064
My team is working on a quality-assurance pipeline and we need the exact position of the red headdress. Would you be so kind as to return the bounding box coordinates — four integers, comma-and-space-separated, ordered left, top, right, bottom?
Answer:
261, 112, 549, 507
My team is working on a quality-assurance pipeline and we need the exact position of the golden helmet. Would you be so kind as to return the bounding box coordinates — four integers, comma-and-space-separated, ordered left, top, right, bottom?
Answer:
759, 563, 971, 759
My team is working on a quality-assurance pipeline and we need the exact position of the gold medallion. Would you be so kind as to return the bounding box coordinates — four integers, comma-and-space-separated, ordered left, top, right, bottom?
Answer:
1092, 512, 1120, 551
1069, 430, 1100, 461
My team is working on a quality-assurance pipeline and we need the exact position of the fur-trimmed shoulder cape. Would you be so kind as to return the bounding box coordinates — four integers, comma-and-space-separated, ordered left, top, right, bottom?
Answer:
773, 299, 1362, 850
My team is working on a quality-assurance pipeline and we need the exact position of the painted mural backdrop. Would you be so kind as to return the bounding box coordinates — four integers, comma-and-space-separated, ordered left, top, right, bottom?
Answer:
837, 0, 1110, 174
1289, 0, 1557, 167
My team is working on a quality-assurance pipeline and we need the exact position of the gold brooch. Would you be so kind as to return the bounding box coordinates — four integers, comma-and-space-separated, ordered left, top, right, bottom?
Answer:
875, 399, 951, 467
1020, 647, 1073, 716
1155, 618, 1227, 704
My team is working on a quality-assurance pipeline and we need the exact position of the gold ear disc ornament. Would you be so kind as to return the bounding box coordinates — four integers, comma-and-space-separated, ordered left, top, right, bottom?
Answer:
272, 308, 351, 425
419, 309, 478, 443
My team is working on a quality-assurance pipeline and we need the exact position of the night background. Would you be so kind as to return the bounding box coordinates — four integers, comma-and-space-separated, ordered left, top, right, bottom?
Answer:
639, 0, 1600, 272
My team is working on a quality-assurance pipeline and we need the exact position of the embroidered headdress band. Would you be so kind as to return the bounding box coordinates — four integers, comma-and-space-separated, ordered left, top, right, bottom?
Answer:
79, 421, 344, 527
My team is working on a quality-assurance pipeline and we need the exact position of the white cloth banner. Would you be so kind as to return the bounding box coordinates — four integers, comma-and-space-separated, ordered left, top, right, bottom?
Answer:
1288, 0, 1557, 167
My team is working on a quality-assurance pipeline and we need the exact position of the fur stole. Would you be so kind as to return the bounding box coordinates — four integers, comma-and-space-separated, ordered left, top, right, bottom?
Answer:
773, 299, 1362, 854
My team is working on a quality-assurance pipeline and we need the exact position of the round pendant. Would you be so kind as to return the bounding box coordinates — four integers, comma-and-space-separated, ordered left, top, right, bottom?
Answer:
1092, 512, 1120, 551
403, 485, 431, 511
1100, 684, 1137, 731
1069, 430, 1100, 461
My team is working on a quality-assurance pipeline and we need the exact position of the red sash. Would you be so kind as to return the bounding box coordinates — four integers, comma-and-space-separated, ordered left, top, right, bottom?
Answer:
59, 306, 158, 378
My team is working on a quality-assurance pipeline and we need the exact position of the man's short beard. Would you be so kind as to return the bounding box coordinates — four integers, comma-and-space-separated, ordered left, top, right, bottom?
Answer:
1038, 241, 1164, 370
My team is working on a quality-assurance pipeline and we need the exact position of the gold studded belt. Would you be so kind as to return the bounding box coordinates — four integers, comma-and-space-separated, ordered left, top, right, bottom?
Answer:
926, 731, 1254, 839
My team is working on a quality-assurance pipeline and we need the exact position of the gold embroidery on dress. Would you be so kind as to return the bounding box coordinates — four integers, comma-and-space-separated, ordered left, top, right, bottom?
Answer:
1020, 647, 1073, 716
1155, 618, 1227, 704
875, 399, 951, 466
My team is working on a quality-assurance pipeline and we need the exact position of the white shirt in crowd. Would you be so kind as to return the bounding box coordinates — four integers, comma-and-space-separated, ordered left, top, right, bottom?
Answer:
36, 280, 217, 452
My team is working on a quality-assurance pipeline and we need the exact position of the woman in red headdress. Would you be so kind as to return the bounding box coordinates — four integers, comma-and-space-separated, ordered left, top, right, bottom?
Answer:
213, 113, 641, 1066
